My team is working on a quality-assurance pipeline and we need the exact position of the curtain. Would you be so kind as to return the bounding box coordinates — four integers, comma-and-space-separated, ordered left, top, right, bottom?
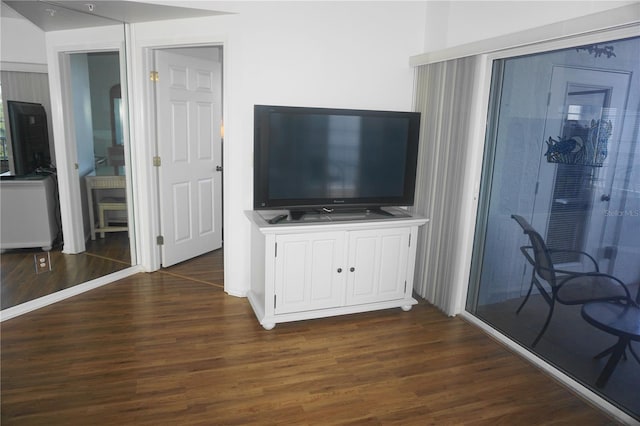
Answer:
410, 56, 478, 316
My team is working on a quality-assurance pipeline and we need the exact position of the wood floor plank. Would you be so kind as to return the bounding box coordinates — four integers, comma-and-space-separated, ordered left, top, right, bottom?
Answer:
1, 271, 614, 425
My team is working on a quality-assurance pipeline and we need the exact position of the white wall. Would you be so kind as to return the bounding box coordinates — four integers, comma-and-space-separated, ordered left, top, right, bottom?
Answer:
0, 3, 47, 69
129, 1, 427, 296
88, 53, 121, 158
70, 54, 95, 177
423, 1, 637, 53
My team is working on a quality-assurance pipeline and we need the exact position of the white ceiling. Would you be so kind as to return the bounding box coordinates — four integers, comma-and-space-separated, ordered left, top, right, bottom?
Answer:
2, 1, 226, 31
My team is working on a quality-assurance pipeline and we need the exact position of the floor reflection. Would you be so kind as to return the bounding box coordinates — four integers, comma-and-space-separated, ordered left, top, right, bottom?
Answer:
0, 233, 130, 310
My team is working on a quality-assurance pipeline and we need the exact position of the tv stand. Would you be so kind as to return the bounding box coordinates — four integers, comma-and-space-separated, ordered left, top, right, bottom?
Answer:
245, 210, 428, 329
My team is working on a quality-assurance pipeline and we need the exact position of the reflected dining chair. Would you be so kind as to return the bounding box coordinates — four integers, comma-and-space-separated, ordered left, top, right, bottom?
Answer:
511, 214, 632, 347
85, 175, 128, 240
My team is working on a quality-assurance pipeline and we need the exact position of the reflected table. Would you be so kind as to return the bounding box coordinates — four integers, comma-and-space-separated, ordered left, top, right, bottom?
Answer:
581, 301, 640, 387
85, 175, 127, 240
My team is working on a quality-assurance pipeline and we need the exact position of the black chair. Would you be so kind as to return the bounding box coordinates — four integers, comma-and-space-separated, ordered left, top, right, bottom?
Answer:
511, 214, 632, 347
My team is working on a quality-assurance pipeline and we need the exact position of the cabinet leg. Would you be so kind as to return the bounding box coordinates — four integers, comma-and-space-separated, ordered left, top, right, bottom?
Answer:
401, 305, 413, 312
262, 323, 276, 330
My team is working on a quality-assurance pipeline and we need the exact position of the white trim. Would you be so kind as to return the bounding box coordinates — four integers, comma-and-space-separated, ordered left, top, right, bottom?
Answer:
410, 4, 640, 66
460, 312, 637, 425
0, 266, 143, 322
450, 54, 492, 314
0, 61, 47, 73
127, 29, 229, 290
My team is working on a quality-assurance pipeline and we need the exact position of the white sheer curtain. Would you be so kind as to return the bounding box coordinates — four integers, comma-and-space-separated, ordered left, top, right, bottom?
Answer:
410, 56, 478, 316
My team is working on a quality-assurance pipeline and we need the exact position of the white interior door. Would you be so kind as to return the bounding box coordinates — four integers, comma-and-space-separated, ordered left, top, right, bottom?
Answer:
155, 48, 223, 267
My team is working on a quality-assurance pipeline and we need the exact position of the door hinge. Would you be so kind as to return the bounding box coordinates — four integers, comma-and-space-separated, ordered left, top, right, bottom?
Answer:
153, 156, 161, 167
274, 242, 277, 257
274, 295, 277, 309
157, 235, 164, 245
150, 70, 159, 82
534, 181, 539, 195
408, 234, 411, 247
404, 281, 407, 293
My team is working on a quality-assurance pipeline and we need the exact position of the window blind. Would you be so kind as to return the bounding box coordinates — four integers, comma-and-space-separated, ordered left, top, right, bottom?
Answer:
410, 56, 478, 316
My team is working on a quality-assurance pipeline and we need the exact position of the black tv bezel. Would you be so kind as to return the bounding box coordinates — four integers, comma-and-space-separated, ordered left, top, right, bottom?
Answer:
253, 104, 421, 213
7, 100, 51, 176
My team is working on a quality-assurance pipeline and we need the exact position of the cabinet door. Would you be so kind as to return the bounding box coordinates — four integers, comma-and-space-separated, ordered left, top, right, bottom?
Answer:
346, 228, 410, 305
274, 232, 346, 314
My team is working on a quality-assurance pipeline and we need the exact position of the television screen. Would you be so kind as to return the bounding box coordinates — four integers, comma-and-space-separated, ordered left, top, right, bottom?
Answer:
254, 105, 420, 215
7, 101, 50, 176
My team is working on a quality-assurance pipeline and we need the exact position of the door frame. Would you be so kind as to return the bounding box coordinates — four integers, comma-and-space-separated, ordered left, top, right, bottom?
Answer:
136, 41, 226, 279
47, 29, 134, 257
462, 27, 639, 425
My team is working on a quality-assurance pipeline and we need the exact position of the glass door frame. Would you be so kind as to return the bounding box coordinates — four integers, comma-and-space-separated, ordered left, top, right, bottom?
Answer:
460, 25, 640, 424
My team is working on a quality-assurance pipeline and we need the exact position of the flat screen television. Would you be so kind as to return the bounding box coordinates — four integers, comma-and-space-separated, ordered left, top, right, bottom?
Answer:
254, 105, 421, 219
7, 101, 51, 176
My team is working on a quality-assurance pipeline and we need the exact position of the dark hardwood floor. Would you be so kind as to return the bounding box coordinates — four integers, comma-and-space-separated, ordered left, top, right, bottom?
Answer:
0, 233, 132, 309
1, 265, 615, 425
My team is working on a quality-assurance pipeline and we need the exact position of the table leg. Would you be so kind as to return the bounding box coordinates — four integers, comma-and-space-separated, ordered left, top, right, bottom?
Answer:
596, 336, 629, 388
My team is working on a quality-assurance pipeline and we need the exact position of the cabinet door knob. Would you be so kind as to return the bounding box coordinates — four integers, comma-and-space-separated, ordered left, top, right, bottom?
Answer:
337, 268, 342, 273
350, 267, 355, 272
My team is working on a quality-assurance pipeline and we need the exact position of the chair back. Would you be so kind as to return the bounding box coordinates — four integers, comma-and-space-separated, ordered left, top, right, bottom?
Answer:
511, 215, 556, 284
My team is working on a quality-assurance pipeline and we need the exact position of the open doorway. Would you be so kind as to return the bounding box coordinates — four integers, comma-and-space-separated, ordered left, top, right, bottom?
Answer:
67, 51, 132, 267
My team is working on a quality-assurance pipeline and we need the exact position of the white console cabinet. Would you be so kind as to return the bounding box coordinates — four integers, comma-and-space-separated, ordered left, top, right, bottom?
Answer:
246, 210, 428, 329
1, 175, 59, 251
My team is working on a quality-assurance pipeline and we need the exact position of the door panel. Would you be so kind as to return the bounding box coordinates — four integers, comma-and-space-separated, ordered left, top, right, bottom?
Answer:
155, 48, 222, 267
346, 228, 409, 305
274, 232, 346, 314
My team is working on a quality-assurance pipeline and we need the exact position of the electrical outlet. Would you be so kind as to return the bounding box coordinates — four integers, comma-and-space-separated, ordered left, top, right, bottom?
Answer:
34, 252, 52, 274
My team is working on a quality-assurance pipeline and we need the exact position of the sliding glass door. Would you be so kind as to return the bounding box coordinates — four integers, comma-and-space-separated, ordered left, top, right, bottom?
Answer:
466, 36, 639, 419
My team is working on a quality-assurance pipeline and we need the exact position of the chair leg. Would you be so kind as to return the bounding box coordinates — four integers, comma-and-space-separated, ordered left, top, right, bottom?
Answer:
516, 274, 536, 315
99, 206, 106, 239
532, 299, 555, 348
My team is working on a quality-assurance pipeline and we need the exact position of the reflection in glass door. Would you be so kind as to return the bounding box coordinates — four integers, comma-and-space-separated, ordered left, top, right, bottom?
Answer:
466, 36, 640, 420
